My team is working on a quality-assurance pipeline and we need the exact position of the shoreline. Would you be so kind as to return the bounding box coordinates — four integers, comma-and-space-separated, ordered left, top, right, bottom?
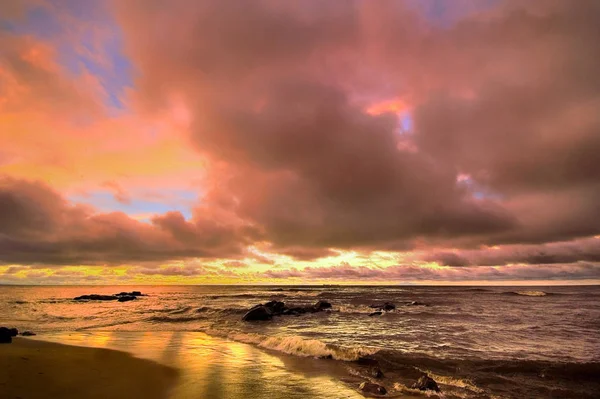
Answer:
3, 331, 600, 399
7, 332, 369, 398
2, 284, 599, 398
0, 337, 178, 399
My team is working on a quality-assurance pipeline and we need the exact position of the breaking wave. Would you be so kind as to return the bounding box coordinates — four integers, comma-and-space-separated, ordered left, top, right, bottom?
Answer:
214, 330, 376, 361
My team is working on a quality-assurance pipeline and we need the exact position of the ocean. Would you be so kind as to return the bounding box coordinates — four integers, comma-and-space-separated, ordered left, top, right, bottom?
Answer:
1, 285, 599, 398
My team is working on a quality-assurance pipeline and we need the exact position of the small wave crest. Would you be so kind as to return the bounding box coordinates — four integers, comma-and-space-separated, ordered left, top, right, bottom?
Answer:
421, 370, 484, 394
168, 306, 193, 315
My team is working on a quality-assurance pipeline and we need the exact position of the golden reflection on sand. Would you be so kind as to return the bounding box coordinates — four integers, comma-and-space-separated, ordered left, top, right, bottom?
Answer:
30, 332, 364, 399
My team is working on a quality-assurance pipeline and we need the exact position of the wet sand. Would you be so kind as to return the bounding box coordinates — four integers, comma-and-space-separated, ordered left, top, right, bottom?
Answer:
0, 338, 178, 399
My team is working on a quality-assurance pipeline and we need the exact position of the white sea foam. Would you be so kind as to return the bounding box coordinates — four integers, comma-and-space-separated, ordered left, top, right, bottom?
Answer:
514, 290, 547, 297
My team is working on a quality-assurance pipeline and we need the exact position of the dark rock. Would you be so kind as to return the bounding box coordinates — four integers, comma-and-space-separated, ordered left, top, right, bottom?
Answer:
8, 328, 18, 337
117, 295, 136, 302
359, 382, 387, 395
412, 375, 440, 392
369, 311, 383, 317
242, 305, 273, 321
371, 368, 384, 379
313, 300, 332, 311
282, 307, 308, 316
21, 331, 36, 336
264, 300, 286, 314
369, 302, 396, 311
116, 291, 144, 297
74, 294, 118, 301
0, 327, 13, 343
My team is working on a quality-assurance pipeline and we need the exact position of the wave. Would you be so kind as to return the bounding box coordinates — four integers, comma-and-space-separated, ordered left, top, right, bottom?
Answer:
208, 292, 320, 300
369, 349, 600, 398
147, 315, 205, 323
206, 293, 263, 299
213, 330, 376, 361
420, 371, 484, 394
507, 290, 549, 297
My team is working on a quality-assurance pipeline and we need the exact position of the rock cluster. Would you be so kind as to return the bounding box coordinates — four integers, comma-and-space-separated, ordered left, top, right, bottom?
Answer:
368, 302, 395, 317
242, 300, 332, 321
369, 302, 396, 311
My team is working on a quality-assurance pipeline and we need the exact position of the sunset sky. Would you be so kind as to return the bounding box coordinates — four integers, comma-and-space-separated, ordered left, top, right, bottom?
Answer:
1, 0, 599, 285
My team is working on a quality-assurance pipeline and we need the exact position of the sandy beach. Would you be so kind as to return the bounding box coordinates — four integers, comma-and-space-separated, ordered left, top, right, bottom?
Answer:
0, 338, 178, 399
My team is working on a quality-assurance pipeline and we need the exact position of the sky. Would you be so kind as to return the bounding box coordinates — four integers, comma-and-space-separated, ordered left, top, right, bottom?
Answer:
0, 0, 599, 285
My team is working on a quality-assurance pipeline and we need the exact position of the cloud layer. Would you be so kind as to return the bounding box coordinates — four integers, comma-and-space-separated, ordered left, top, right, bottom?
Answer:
1, 0, 599, 283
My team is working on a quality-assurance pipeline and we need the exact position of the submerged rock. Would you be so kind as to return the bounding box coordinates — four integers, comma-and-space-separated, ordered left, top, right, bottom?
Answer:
369, 311, 383, 317
406, 301, 428, 307
359, 382, 387, 395
116, 291, 145, 297
242, 305, 273, 321
21, 331, 36, 336
412, 375, 440, 392
74, 294, 118, 301
74, 291, 145, 301
117, 295, 136, 302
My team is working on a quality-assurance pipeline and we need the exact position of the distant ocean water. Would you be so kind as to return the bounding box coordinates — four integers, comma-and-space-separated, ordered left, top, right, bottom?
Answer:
1, 285, 599, 398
